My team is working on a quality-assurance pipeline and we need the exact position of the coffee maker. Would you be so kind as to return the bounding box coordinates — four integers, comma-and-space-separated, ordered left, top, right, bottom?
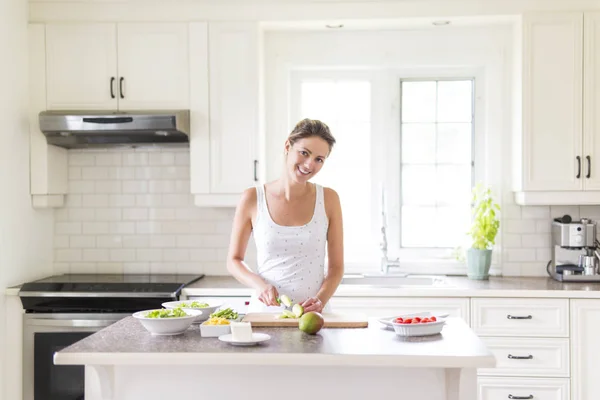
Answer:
548, 215, 600, 282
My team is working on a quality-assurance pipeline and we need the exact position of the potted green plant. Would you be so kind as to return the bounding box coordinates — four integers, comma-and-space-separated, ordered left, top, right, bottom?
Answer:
467, 184, 500, 280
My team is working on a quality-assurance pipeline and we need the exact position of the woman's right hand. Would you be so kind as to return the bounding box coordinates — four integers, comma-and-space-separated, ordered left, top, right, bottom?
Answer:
258, 284, 280, 307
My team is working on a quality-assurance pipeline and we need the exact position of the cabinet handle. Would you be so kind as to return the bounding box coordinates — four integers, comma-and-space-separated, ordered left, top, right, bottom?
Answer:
577, 156, 581, 178
507, 354, 533, 360
587, 155, 591, 179
508, 395, 533, 399
253, 160, 258, 182
119, 77, 125, 99
110, 77, 115, 99
506, 314, 532, 320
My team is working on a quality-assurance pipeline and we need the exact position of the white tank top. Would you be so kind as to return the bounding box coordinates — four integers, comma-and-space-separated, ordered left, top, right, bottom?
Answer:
248, 184, 329, 313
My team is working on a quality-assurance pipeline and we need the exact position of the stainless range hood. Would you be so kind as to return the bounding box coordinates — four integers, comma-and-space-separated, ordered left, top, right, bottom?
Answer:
39, 110, 190, 149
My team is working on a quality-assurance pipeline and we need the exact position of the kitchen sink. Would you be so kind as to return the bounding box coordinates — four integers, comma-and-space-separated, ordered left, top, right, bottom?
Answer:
340, 274, 447, 287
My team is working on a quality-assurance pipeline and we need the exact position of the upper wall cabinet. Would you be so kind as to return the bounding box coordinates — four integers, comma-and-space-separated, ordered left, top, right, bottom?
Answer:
45, 23, 189, 111
514, 12, 600, 205
190, 22, 261, 207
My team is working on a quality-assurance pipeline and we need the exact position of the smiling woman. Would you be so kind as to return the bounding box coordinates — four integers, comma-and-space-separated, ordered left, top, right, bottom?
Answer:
226, 119, 345, 315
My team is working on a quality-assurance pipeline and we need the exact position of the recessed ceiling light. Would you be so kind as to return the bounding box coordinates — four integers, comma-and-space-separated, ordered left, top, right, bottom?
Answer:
325, 24, 344, 29
432, 20, 451, 26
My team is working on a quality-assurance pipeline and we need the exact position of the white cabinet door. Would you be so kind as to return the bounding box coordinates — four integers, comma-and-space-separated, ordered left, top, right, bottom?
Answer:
117, 23, 189, 110
584, 12, 600, 189
329, 297, 470, 323
207, 22, 259, 194
46, 23, 118, 110
478, 377, 569, 400
571, 299, 600, 400
521, 12, 583, 191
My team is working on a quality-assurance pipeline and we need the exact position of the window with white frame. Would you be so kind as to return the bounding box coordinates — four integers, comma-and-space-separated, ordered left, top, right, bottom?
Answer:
399, 79, 474, 250
293, 77, 375, 264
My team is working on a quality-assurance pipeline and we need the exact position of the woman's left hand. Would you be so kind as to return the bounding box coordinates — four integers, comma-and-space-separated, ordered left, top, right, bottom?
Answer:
301, 297, 324, 313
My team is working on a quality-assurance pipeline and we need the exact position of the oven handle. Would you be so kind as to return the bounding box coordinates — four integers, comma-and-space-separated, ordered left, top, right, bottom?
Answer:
26, 318, 124, 328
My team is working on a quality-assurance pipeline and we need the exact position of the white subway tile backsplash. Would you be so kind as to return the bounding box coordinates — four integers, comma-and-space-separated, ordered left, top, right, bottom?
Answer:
108, 194, 136, 207
149, 152, 175, 166
83, 249, 110, 262
70, 236, 96, 248
110, 249, 136, 262
150, 235, 176, 248
521, 234, 550, 248
175, 152, 190, 165
82, 167, 109, 180
123, 208, 149, 221
54, 235, 69, 248
96, 236, 123, 248
503, 234, 521, 248
521, 206, 550, 219
95, 153, 122, 166
55, 249, 82, 262
163, 249, 190, 262
82, 194, 109, 207
123, 262, 150, 274
110, 222, 136, 235
122, 153, 148, 166
136, 249, 163, 262
69, 167, 82, 180
507, 248, 537, 262
123, 181, 148, 194
82, 222, 110, 235
108, 167, 135, 180
95, 208, 122, 221
69, 181, 95, 194
56, 222, 82, 235
122, 235, 150, 248
95, 181, 121, 194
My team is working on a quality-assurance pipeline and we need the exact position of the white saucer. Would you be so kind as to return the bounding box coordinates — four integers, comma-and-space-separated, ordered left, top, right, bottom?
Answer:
218, 333, 271, 346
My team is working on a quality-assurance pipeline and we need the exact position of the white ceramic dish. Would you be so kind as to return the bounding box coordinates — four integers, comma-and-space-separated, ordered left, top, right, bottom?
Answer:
133, 309, 202, 336
200, 322, 231, 337
162, 300, 222, 323
218, 333, 271, 346
389, 312, 447, 337
378, 312, 449, 329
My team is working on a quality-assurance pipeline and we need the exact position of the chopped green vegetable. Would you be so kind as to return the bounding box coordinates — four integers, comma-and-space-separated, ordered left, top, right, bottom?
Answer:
145, 308, 188, 318
209, 308, 238, 320
177, 301, 210, 309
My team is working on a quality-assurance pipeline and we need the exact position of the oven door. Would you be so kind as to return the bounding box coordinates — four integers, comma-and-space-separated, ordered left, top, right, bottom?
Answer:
23, 313, 128, 400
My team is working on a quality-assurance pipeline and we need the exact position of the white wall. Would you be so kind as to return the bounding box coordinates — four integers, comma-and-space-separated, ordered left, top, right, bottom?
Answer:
53, 147, 255, 275
0, 0, 54, 399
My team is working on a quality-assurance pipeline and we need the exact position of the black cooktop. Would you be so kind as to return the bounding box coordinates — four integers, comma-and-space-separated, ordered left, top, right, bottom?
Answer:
20, 273, 203, 293
19, 274, 204, 313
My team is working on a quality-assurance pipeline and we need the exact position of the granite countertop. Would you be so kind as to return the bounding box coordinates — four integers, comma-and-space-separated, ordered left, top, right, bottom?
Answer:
182, 275, 600, 298
54, 316, 494, 369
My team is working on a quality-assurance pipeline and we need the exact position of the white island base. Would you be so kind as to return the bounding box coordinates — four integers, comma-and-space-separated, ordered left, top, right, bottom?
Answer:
55, 317, 494, 400
86, 364, 476, 400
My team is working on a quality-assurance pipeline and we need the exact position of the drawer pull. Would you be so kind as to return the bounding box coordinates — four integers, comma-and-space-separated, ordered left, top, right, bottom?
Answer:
507, 354, 533, 360
507, 314, 532, 320
508, 395, 533, 400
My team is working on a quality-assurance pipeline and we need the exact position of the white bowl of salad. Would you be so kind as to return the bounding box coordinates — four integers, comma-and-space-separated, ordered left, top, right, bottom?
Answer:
133, 308, 202, 336
161, 300, 222, 323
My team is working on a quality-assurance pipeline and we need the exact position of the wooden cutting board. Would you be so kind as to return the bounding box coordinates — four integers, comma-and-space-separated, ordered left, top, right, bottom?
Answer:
242, 312, 369, 328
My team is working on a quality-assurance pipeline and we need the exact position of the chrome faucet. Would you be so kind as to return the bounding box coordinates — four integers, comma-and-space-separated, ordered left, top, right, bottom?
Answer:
379, 188, 402, 275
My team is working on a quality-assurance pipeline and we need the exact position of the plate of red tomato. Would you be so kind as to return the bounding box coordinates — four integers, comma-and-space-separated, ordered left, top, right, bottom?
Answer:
380, 312, 448, 337
378, 312, 448, 329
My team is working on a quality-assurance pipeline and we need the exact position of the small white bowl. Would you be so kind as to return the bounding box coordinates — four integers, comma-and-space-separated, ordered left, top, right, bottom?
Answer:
199, 321, 231, 337
390, 313, 446, 337
133, 309, 202, 336
162, 300, 222, 323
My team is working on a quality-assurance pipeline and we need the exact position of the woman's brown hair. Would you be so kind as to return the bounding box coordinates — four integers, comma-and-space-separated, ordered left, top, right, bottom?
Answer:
287, 119, 336, 153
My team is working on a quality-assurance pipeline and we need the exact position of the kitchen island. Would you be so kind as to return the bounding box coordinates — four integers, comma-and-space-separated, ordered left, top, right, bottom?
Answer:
54, 317, 494, 400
